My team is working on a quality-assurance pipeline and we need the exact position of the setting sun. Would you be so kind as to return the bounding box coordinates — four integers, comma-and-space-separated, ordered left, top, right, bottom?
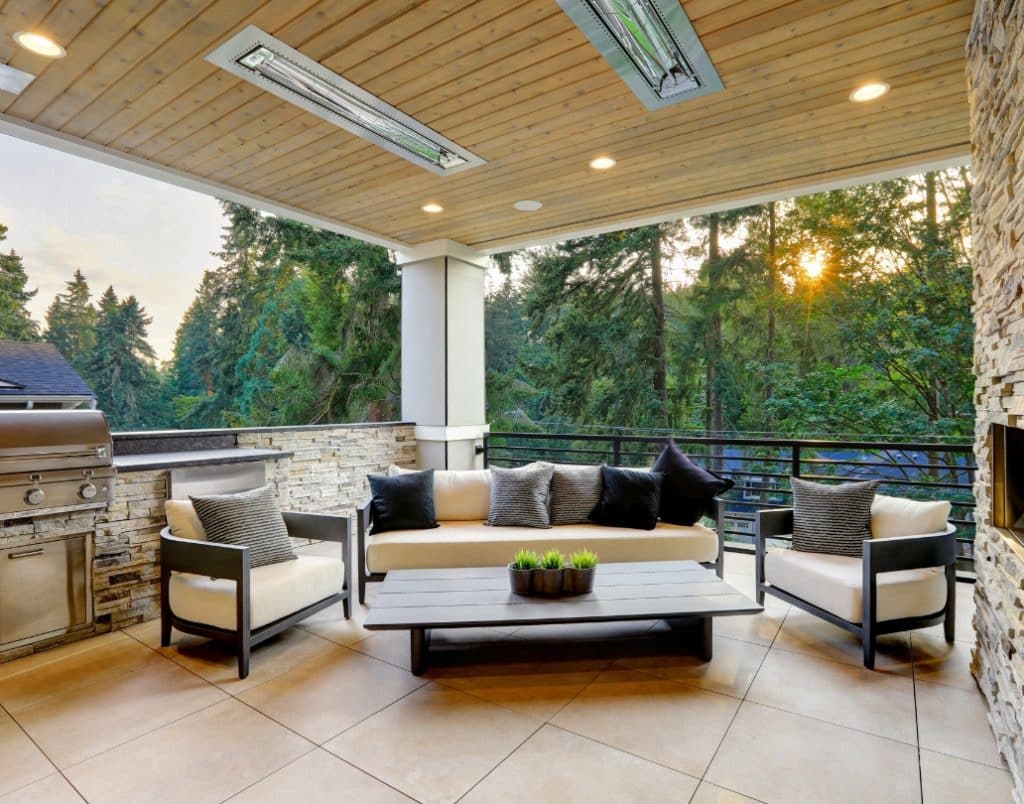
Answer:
801, 250, 827, 279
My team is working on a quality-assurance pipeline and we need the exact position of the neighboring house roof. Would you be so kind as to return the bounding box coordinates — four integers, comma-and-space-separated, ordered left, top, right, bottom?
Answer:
0, 340, 95, 398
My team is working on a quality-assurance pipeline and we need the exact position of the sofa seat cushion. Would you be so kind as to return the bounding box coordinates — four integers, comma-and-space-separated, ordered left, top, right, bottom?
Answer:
366, 520, 718, 572
764, 548, 946, 624
168, 555, 344, 631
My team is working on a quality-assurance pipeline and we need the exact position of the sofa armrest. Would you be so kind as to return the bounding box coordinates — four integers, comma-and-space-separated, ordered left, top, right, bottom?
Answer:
159, 527, 249, 581
862, 525, 957, 574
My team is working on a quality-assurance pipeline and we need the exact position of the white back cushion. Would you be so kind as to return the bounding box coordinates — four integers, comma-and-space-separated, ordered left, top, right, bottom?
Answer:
870, 495, 951, 539
165, 499, 207, 540
387, 465, 491, 520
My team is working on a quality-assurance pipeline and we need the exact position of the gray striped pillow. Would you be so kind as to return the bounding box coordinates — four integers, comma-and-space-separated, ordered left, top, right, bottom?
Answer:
191, 485, 296, 568
791, 477, 879, 557
487, 464, 554, 528
550, 464, 603, 525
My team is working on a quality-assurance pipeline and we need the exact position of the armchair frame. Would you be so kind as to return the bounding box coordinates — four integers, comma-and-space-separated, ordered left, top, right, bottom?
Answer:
755, 508, 956, 668
160, 510, 351, 678
356, 498, 727, 605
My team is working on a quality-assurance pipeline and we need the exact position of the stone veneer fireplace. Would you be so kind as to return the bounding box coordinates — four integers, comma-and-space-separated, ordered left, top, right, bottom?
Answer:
968, 0, 1024, 799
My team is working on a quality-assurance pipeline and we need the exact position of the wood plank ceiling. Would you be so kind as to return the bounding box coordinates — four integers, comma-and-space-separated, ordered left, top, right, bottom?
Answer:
0, 0, 973, 251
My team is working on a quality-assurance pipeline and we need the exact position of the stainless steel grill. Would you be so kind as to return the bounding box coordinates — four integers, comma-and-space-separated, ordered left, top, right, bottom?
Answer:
0, 410, 115, 518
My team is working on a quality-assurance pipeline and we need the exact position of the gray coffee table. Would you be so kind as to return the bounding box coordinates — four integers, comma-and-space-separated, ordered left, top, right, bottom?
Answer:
363, 560, 762, 674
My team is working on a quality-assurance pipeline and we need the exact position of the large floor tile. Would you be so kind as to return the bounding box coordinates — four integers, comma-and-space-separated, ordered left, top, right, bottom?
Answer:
351, 627, 513, 671
910, 633, 978, 692
130, 620, 343, 694
10, 652, 226, 768
614, 635, 768, 698
295, 601, 373, 646
916, 679, 1006, 768
228, 748, 412, 803
748, 648, 917, 743
64, 699, 312, 804
706, 701, 921, 804
238, 644, 424, 743
0, 774, 84, 803
919, 584, 976, 644
690, 781, 763, 804
550, 669, 740, 777
0, 633, 154, 711
919, 749, 1014, 803
0, 714, 56, 797
462, 724, 699, 804
433, 661, 601, 720
773, 610, 913, 671
325, 683, 539, 804
712, 607, 787, 647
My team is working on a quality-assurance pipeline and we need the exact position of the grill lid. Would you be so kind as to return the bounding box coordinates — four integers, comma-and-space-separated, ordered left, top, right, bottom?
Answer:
0, 410, 113, 473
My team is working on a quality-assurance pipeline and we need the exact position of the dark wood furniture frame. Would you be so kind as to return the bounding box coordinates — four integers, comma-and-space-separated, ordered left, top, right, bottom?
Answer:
160, 510, 351, 679
364, 560, 759, 674
356, 497, 727, 604
755, 508, 956, 669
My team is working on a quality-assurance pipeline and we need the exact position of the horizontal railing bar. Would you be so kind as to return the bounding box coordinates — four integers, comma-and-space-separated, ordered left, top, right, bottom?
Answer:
801, 457, 977, 471
799, 473, 974, 490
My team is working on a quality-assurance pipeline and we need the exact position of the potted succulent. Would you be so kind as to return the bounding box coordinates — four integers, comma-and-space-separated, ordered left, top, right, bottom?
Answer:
535, 549, 566, 596
508, 549, 539, 595
563, 549, 599, 594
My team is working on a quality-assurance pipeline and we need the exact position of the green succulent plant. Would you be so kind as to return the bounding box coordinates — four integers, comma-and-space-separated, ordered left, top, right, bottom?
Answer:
570, 549, 599, 569
512, 549, 541, 570
540, 549, 565, 570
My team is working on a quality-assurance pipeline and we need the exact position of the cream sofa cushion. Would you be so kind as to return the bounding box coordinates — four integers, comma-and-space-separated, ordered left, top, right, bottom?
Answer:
870, 495, 951, 539
165, 499, 207, 541
168, 555, 344, 630
764, 547, 946, 623
366, 520, 718, 572
388, 465, 491, 521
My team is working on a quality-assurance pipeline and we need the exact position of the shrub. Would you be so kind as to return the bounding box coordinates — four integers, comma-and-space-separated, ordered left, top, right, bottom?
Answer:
512, 549, 541, 570
540, 549, 565, 570
570, 549, 599, 569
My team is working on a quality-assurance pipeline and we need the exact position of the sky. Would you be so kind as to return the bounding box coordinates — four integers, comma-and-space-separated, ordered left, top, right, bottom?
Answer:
0, 133, 226, 362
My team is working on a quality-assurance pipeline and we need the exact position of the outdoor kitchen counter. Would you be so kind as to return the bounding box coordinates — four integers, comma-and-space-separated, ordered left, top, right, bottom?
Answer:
113, 447, 292, 473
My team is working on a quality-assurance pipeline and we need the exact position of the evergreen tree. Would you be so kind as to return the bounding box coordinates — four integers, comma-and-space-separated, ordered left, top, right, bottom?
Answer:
0, 223, 39, 340
44, 269, 96, 367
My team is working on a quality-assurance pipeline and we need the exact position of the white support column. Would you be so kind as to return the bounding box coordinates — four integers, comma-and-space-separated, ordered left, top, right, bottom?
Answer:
397, 240, 490, 469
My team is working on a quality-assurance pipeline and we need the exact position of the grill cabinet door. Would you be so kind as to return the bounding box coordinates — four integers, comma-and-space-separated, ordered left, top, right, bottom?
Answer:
0, 536, 88, 644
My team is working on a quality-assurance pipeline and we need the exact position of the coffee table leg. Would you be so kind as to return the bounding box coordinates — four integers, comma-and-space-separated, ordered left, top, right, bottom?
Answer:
698, 617, 713, 661
410, 627, 431, 675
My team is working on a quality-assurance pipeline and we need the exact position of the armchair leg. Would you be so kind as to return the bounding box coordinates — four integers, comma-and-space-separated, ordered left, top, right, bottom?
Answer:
943, 564, 957, 644
358, 572, 366, 605
160, 615, 172, 648
237, 634, 251, 680
342, 594, 351, 620
862, 633, 876, 670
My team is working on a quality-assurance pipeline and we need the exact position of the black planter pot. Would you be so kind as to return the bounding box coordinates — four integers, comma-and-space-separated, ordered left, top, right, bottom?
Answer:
563, 567, 596, 595
534, 568, 564, 596
508, 565, 533, 596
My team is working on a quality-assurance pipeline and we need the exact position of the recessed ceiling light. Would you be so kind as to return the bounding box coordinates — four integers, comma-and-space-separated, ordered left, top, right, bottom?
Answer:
207, 26, 483, 175
849, 82, 890, 102
590, 156, 616, 170
422, 203, 443, 214
513, 200, 543, 211
12, 32, 66, 58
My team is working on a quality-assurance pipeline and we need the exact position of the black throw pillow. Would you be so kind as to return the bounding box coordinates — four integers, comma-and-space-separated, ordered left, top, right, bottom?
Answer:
590, 465, 664, 530
653, 440, 735, 525
368, 469, 439, 533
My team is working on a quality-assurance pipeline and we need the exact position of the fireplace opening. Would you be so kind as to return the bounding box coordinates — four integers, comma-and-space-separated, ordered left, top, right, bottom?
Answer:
991, 422, 1024, 546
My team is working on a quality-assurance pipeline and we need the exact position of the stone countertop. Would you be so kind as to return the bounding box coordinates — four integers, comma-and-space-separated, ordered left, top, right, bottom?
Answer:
113, 447, 293, 473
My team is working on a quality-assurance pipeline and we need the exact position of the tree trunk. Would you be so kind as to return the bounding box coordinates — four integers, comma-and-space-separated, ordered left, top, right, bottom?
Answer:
925, 172, 939, 244
765, 203, 778, 412
705, 214, 725, 461
649, 227, 668, 426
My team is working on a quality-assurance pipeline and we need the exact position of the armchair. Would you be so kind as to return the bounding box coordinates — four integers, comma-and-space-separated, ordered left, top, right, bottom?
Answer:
756, 507, 956, 669
160, 510, 351, 679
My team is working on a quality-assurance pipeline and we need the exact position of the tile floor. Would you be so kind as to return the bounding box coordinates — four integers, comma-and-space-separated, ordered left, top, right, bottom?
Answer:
0, 549, 1012, 804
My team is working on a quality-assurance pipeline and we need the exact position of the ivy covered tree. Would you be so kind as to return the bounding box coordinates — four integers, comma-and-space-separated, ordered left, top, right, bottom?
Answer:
0, 223, 39, 340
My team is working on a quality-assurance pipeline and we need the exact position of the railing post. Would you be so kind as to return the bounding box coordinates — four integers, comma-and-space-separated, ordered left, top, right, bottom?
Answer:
481, 435, 489, 468
791, 443, 801, 479
613, 437, 622, 466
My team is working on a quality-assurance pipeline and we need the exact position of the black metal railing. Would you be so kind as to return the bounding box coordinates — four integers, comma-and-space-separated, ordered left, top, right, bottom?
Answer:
483, 431, 977, 574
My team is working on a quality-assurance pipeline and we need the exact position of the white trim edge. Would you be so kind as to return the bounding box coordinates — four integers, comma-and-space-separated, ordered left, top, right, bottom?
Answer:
0, 113, 408, 251
414, 424, 490, 442
396, 239, 490, 269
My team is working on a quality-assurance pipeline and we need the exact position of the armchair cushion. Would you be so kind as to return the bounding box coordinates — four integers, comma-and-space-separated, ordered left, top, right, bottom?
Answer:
191, 485, 296, 568
764, 547, 946, 623
791, 477, 879, 556
870, 495, 952, 539
168, 555, 344, 631
165, 500, 207, 541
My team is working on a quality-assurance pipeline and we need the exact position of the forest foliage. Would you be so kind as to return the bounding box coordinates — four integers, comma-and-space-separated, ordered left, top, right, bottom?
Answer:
0, 169, 974, 439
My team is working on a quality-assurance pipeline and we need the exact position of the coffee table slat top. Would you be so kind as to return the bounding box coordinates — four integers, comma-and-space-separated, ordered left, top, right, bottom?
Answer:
364, 560, 761, 630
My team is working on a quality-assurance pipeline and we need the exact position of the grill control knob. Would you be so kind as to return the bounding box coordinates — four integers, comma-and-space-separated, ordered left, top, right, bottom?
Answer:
78, 482, 97, 500
25, 488, 45, 506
